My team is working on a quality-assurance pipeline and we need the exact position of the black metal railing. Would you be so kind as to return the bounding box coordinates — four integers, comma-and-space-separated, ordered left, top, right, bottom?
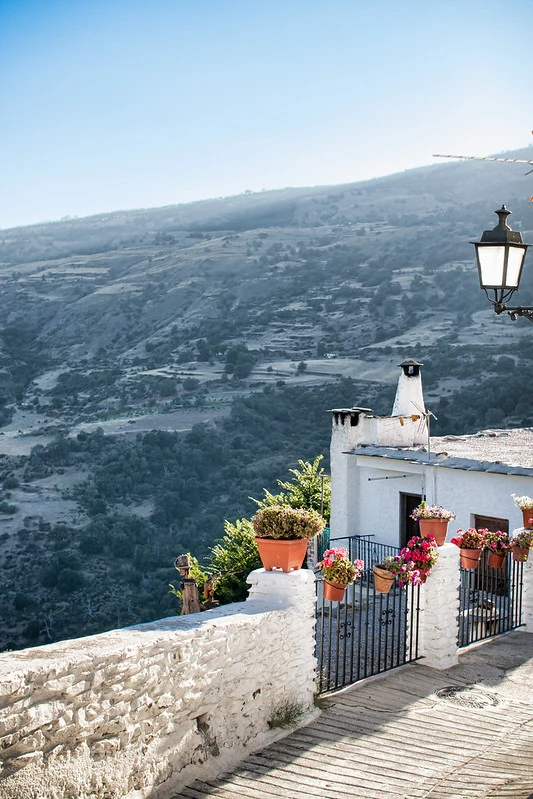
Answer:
315, 565, 421, 694
330, 535, 400, 571
458, 551, 524, 648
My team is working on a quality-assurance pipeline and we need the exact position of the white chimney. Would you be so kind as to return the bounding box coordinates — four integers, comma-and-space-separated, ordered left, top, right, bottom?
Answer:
392, 359, 425, 417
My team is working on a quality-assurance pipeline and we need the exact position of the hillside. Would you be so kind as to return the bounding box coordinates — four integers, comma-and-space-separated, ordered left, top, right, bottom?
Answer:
1, 150, 533, 650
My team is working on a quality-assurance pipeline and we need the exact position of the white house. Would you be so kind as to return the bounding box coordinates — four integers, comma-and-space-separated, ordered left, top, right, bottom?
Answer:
330, 358, 533, 547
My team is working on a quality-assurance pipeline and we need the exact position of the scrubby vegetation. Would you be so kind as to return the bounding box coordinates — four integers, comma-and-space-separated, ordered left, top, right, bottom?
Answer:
1, 154, 532, 650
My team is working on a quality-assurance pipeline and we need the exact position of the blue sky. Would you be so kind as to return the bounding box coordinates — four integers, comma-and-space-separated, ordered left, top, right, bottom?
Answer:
0, 0, 531, 229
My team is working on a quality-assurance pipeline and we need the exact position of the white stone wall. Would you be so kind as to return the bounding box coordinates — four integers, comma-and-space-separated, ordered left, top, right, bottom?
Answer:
416, 544, 461, 670
521, 549, 533, 633
0, 569, 317, 799
433, 469, 532, 535
351, 461, 424, 547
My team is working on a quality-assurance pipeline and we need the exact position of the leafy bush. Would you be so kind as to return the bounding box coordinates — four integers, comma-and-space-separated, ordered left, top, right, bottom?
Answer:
208, 519, 261, 603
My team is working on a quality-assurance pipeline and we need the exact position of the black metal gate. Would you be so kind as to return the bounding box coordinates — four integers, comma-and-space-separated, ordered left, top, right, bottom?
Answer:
458, 551, 525, 647
315, 537, 421, 694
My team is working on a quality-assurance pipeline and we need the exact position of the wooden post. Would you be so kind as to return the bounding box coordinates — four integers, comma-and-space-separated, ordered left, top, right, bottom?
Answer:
174, 554, 201, 615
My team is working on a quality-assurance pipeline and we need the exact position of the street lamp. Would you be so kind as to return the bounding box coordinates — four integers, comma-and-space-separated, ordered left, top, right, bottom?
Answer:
471, 205, 532, 321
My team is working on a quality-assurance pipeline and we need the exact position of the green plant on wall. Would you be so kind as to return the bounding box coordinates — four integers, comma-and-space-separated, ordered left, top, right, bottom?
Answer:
252, 455, 331, 522
208, 518, 262, 604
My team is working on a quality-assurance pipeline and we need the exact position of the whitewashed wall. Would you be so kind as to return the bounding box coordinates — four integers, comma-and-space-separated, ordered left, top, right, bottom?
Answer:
0, 569, 317, 799
416, 544, 461, 669
431, 469, 532, 534
331, 448, 533, 548
522, 552, 533, 633
349, 462, 424, 547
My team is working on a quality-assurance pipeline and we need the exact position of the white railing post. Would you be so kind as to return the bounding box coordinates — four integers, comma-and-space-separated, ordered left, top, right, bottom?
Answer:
416, 543, 461, 669
522, 554, 533, 632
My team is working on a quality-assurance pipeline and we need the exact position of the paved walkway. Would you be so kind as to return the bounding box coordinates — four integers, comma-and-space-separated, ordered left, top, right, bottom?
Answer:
172, 631, 533, 799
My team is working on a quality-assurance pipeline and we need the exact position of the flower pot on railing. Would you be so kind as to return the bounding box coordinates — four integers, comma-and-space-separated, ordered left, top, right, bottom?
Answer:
323, 580, 347, 602
459, 548, 482, 569
373, 564, 396, 594
316, 548, 364, 602
512, 547, 529, 563
509, 529, 533, 563
488, 551, 507, 569
484, 531, 511, 570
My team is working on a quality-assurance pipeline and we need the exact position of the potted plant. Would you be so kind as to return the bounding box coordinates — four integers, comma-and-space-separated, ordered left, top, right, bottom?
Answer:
450, 528, 487, 569
510, 529, 533, 562
316, 548, 364, 601
395, 533, 440, 586
512, 494, 533, 530
410, 501, 456, 545
251, 505, 324, 572
484, 530, 511, 569
373, 556, 399, 594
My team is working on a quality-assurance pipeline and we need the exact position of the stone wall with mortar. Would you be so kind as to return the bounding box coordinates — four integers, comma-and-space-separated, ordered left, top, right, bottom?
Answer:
0, 569, 317, 799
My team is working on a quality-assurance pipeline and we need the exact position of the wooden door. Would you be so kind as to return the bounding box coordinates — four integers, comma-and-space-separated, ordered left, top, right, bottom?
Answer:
400, 492, 422, 548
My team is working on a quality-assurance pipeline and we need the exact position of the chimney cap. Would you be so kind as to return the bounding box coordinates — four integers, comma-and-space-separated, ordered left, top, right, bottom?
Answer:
397, 358, 423, 368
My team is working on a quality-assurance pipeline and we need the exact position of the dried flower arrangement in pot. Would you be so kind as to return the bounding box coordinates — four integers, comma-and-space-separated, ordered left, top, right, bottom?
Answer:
484, 530, 512, 569
410, 501, 456, 545
512, 494, 533, 530
450, 528, 487, 569
252, 505, 324, 573
510, 529, 533, 562
316, 548, 364, 601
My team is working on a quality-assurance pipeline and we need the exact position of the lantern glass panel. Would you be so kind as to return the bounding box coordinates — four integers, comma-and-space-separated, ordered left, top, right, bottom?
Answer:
478, 245, 506, 288
506, 245, 527, 288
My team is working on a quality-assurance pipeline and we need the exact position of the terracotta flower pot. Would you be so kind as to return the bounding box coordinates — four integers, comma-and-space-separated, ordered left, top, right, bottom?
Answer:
488, 551, 506, 569
419, 518, 449, 546
373, 565, 396, 594
323, 580, 347, 602
512, 547, 529, 563
255, 537, 308, 573
522, 509, 533, 529
459, 548, 482, 569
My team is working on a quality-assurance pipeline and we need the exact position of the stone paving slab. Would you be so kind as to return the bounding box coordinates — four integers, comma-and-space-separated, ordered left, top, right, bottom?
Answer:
172, 631, 533, 799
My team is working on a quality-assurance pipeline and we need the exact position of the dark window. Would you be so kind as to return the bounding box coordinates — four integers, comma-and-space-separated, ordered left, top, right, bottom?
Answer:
474, 515, 509, 534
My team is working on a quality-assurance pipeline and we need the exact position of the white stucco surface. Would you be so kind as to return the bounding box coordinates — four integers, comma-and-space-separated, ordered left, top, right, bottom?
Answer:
0, 569, 317, 799
417, 544, 461, 670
